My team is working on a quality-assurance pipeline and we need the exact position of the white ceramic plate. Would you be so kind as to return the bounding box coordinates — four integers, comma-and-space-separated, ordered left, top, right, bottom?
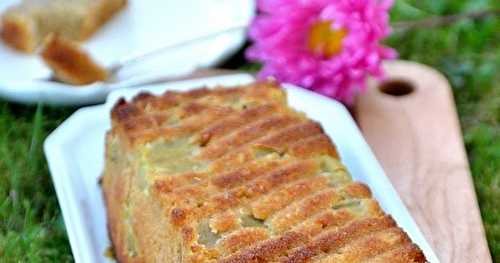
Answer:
44, 74, 439, 263
0, 0, 254, 105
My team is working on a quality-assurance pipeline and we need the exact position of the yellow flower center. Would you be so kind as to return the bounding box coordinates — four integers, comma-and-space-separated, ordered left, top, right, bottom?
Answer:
308, 21, 347, 58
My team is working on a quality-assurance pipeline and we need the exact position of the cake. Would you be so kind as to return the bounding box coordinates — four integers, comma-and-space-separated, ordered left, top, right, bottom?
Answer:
0, 0, 127, 53
40, 34, 108, 85
102, 81, 427, 262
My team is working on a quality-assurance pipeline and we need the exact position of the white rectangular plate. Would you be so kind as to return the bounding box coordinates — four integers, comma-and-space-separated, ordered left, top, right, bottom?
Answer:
44, 74, 439, 262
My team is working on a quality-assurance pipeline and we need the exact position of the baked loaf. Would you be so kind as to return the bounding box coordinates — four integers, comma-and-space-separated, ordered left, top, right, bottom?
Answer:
40, 34, 108, 85
0, 0, 127, 52
103, 82, 427, 263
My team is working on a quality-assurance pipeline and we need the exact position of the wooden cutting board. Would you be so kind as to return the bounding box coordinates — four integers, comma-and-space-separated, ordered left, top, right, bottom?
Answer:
173, 60, 491, 262
354, 60, 491, 263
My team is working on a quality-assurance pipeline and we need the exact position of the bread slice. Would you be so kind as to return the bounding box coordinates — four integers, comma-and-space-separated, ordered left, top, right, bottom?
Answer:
40, 34, 108, 85
0, 0, 127, 53
102, 82, 427, 262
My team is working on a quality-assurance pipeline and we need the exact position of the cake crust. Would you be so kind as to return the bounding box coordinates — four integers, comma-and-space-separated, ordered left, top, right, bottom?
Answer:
103, 81, 427, 262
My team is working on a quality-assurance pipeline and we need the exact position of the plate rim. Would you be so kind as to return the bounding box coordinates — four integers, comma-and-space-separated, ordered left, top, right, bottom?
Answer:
44, 105, 109, 262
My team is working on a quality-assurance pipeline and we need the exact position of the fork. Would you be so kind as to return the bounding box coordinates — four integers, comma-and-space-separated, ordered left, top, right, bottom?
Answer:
44, 24, 247, 85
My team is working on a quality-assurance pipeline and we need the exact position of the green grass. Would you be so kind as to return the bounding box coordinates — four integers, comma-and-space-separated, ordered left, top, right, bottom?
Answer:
0, 104, 74, 262
0, 0, 498, 262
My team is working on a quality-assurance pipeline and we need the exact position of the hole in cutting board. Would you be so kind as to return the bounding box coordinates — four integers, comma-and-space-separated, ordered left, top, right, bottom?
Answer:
379, 79, 414, 96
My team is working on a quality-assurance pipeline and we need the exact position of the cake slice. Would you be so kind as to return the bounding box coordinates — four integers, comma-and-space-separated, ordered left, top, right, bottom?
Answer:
102, 81, 427, 262
1, 0, 127, 53
40, 34, 108, 85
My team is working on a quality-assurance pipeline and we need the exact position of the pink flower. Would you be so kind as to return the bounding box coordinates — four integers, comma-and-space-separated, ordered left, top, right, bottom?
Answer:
246, 0, 397, 103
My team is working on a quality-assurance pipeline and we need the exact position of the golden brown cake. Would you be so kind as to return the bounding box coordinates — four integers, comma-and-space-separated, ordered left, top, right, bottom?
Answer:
40, 34, 108, 85
0, 0, 127, 53
102, 81, 427, 263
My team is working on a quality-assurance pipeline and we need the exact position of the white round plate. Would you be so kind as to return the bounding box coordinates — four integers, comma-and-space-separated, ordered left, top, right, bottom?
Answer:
0, 0, 255, 105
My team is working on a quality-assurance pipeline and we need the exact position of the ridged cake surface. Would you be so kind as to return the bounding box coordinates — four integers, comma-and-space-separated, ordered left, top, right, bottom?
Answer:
102, 81, 426, 263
